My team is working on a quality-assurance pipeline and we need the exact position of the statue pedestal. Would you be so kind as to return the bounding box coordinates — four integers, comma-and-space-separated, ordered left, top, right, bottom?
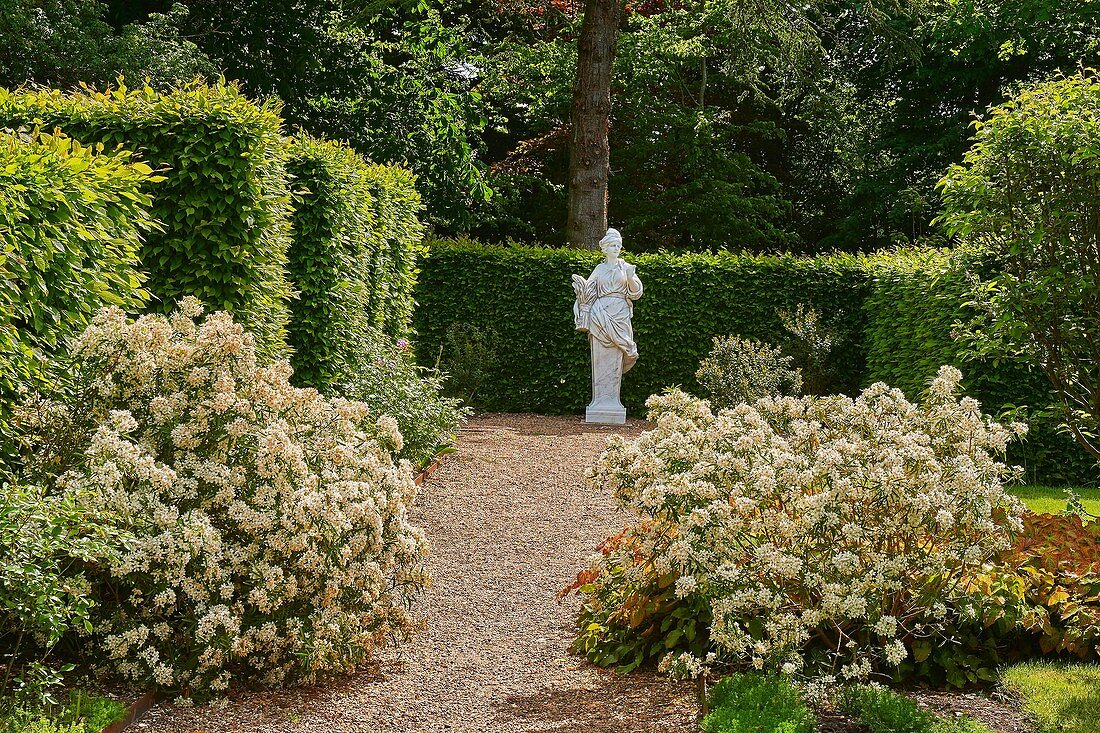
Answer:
586, 403, 626, 425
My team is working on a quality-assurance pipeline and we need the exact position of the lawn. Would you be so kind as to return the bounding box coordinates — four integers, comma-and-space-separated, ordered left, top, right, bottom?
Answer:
1008, 485, 1100, 516
1001, 662, 1100, 733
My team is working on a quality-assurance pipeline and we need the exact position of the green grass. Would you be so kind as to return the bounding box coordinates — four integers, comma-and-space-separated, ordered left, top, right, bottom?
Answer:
1001, 661, 1100, 733
1007, 485, 1100, 516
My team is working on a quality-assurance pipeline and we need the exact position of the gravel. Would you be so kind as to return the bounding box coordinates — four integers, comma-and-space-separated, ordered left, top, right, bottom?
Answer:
137, 413, 699, 732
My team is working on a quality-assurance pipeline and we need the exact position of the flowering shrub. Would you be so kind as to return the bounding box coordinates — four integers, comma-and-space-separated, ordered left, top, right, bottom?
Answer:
574, 367, 1025, 681
337, 329, 465, 469
695, 335, 802, 409
17, 300, 429, 693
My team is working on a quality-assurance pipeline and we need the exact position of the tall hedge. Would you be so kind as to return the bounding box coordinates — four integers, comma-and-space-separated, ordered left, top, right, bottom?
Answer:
863, 249, 1100, 487
414, 238, 871, 414
415, 238, 1098, 486
0, 81, 294, 359
362, 163, 423, 337
285, 136, 423, 390
0, 129, 154, 470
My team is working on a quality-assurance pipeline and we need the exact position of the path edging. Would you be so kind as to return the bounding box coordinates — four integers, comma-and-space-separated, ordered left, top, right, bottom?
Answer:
97, 690, 161, 733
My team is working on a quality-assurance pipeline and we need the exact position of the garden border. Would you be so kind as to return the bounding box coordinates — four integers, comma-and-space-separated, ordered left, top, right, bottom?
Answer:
97, 690, 161, 733
414, 457, 443, 486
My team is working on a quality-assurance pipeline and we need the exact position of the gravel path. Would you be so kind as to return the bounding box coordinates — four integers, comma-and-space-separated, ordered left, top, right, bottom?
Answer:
138, 414, 698, 733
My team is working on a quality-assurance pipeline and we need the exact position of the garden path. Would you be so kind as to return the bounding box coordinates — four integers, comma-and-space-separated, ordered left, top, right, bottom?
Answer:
138, 414, 697, 733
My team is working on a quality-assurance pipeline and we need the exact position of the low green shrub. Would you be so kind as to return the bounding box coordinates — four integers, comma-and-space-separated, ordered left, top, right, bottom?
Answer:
0, 129, 154, 474
777, 304, 841, 395
701, 673, 813, 733
286, 137, 424, 391
695, 335, 802, 408
0, 482, 123, 708
0, 80, 295, 360
1, 691, 126, 733
438, 322, 501, 408
839, 684, 991, 733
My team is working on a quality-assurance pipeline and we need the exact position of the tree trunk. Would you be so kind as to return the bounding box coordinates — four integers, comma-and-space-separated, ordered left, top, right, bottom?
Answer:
566, 0, 621, 249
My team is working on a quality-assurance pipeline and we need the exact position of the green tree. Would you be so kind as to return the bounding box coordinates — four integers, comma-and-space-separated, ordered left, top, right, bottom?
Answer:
824, 0, 1100, 248
939, 72, 1100, 462
169, 0, 491, 230
0, 1, 213, 90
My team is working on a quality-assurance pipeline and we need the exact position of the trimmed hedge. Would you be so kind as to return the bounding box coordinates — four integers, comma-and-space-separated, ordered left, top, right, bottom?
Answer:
415, 238, 1099, 485
863, 249, 1100, 487
414, 237, 871, 414
362, 163, 423, 338
285, 135, 424, 390
0, 129, 154, 470
0, 81, 294, 359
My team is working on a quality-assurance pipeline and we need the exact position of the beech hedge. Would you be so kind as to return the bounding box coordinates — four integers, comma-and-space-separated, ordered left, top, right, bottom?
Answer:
0, 81, 294, 360
285, 136, 423, 390
0, 129, 155, 471
862, 249, 1100, 487
413, 237, 871, 414
415, 238, 1098, 486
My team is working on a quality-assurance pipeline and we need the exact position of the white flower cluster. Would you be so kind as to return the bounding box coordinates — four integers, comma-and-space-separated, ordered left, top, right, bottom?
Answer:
27, 299, 429, 692
585, 366, 1026, 679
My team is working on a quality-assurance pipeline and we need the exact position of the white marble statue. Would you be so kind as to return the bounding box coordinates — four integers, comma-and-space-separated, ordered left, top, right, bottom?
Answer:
572, 228, 643, 424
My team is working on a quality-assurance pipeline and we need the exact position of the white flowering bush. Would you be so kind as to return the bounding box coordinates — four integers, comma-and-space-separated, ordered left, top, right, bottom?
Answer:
576, 367, 1026, 681
17, 299, 429, 693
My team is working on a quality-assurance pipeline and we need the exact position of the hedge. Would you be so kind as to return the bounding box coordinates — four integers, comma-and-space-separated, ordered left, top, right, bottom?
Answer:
862, 249, 1100, 487
0, 81, 294, 359
361, 162, 423, 338
285, 136, 424, 390
415, 238, 1099, 486
413, 237, 871, 414
0, 129, 154, 471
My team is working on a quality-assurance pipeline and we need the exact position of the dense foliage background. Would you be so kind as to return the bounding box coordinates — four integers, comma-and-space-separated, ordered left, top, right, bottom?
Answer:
0, 0, 1095, 250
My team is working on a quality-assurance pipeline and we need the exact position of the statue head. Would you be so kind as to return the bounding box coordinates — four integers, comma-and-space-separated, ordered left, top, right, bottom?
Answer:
599, 228, 623, 260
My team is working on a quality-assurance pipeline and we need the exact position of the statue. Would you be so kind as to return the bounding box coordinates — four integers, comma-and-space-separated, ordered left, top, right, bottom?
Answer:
572, 228, 643, 424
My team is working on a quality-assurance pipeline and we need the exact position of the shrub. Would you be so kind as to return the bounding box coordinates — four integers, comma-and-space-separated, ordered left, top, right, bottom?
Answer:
0, 482, 123, 708
695, 335, 802, 409
336, 330, 465, 469
0, 129, 154, 473
576, 367, 1025, 681
839, 684, 992, 733
563, 529, 711, 674
974, 513, 1100, 660
0, 80, 294, 360
1, 691, 128, 733
778, 304, 840, 395
862, 248, 1099, 487
16, 300, 429, 693
939, 72, 1100, 467
701, 673, 814, 733
286, 137, 424, 391
414, 237, 871, 413
439, 322, 500, 408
